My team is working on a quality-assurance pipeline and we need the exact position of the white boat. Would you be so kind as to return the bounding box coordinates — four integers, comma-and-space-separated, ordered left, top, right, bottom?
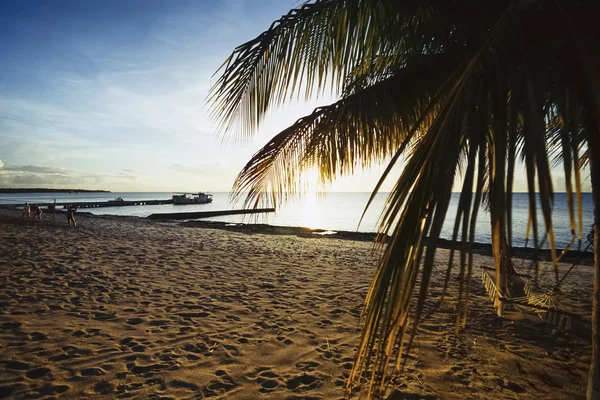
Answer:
172, 192, 213, 205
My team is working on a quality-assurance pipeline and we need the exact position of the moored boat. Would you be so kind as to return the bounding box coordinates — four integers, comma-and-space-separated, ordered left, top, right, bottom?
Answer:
172, 192, 213, 205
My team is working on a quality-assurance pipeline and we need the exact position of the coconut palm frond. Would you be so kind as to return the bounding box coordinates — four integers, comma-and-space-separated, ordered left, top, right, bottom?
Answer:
556, 95, 578, 249
208, 0, 488, 138
341, 55, 398, 98
349, 1, 596, 394
208, 0, 389, 137
211, 0, 600, 398
233, 51, 471, 209
350, 81, 469, 394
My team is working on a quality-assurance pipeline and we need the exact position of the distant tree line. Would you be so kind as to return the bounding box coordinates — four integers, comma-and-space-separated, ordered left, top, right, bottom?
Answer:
0, 188, 110, 193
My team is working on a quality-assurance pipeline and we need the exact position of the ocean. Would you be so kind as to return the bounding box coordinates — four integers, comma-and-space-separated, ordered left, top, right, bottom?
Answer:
0, 191, 594, 249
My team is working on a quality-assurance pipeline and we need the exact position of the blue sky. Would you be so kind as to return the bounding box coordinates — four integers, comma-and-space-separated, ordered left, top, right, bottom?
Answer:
0, 1, 589, 193
0, 0, 337, 191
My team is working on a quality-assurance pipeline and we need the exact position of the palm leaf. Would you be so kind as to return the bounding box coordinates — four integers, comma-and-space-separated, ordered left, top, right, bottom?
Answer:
209, 0, 494, 138
232, 51, 469, 208
210, 1, 599, 398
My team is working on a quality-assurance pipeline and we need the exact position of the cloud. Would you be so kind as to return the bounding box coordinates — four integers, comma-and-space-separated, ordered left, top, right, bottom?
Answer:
0, 1, 333, 192
0, 163, 139, 189
3, 165, 73, 175
0, 160, 3, 168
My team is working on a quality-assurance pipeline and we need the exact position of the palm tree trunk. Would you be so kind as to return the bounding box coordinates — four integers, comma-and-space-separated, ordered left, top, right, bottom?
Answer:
587, 129, 600, 400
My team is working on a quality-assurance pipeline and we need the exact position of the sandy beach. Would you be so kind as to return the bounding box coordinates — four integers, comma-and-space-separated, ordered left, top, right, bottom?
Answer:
0, 209, 592, 399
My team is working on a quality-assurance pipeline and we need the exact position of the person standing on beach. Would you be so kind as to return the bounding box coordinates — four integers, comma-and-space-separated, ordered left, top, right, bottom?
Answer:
66, 204, 77, 227
21, 203, 30, 219
32, 205, 43, 222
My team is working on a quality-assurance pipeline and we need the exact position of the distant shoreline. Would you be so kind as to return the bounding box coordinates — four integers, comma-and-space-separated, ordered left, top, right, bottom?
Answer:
0, 188, 110, 193
0, 206, 593, 266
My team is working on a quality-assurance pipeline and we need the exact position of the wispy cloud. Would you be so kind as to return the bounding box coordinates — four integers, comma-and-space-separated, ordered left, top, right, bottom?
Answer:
3, 165, 73, 175
3, 1, 586, 195
0, 0, 347, 192
0, 162, 138, 189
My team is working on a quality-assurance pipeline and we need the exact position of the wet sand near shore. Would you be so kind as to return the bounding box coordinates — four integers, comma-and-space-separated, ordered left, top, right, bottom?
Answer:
0, 209, 592, 399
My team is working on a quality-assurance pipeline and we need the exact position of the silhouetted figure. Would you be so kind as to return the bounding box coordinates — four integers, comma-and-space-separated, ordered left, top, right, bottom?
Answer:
31, 205, 43, 221
21, 203, 30, 219
66, 204, 77, 227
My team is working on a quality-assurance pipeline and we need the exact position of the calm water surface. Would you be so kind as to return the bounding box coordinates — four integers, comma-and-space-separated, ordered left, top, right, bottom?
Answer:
0, 192, 593, 249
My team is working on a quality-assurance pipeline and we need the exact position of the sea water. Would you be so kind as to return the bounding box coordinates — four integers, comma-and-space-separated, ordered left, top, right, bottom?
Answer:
0, 192, 593, 249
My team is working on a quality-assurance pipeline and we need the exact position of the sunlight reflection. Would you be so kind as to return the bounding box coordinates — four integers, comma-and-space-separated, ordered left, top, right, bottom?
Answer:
303, 168, 320, 229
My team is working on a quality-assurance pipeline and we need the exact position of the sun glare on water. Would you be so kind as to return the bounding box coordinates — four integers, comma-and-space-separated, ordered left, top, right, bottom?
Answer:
303, 168, 321, 229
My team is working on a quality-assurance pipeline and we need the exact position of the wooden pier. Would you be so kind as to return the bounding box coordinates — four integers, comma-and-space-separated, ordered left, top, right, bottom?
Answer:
0, 199, 174, 210
147, 208, 275, 220
0, 199, 275, 221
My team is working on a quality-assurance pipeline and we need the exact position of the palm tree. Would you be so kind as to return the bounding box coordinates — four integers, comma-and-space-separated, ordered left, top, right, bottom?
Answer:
209, 1, 599, 398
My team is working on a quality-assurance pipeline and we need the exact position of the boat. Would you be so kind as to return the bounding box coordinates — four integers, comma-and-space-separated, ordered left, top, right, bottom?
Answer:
109, 197, 124, 203
172, 192, 213, 205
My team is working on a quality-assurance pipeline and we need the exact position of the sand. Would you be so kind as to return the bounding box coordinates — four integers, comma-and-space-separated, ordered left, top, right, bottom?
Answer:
0, 209, 592, 399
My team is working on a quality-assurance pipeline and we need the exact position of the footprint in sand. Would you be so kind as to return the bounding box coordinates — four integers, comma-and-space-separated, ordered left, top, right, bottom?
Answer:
246, 366, 271, 380
222, 343, 241, 357
315, 342, 342, 361
72, 329, 87, 337
296, 361, 320, 372
202, 370, 238, 397
4, 360, 31, 370
119, 337, 148, 352
486, 375, 528, 393
286, 374, 321, 391
275, 336, 294, 345
93, 311, 117, 321
35, 383, 71, 396
28, 331, 48, 341
177, 312, 210, 319
94, 380, 113, 394
150, 319, 170, 327
259, 378, 279, 391
128, 362, 169, 376
49, 353, 74, 362
252, 370, 283, 393
26, 367, 51, 379
182, 342, 207, 355
0, 386, 17, 397
170, 379, 199, 391
131, 344, 147, 352
115, 381, 144, 396
301, 329, 318, 340
81, 367, 106, 377
145, 378, 167, 391
505, 381, 527, 393
1, 321, 22, 330
316, 318, 333, 327
258, 379, 280, 392
178, 326, 193, 334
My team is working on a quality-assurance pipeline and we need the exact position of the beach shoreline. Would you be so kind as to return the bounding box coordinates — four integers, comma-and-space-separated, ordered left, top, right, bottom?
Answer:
179, 219, 595, 266
6, 206, 591, 265
0, 208, 592, 399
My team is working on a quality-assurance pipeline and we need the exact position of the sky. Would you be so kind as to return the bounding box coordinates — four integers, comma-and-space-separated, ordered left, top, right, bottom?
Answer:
0, 1, 590, 193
